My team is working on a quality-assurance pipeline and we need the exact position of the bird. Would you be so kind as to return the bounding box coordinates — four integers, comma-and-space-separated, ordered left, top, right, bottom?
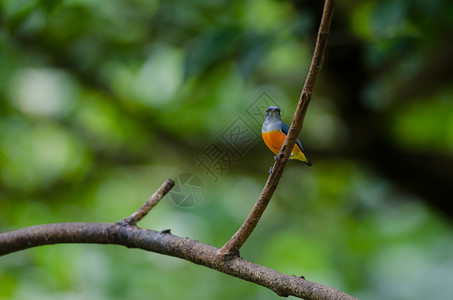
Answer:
262, 106, 312, 166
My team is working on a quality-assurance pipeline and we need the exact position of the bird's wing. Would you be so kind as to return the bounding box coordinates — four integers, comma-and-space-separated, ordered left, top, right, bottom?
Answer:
280, 121, 305, 152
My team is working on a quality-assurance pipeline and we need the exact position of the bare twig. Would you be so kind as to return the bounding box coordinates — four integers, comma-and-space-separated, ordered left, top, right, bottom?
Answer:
0, 168, 357, 299
220, 0, 336, 255
0, 2, 352, 299
0, 222, 357, 300
122, 179, 175, 226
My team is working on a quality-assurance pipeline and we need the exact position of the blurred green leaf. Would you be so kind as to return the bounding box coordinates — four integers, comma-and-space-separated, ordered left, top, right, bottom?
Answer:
389, 89, 453, 153
1, 0, 453, 299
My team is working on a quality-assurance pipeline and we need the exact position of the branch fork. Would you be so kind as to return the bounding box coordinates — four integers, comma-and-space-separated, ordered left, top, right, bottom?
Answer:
0, 1, 355, 299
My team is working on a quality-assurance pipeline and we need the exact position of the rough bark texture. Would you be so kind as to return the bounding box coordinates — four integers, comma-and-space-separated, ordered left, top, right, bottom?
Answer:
0, 1, 357, 299
0, 223, 356, 300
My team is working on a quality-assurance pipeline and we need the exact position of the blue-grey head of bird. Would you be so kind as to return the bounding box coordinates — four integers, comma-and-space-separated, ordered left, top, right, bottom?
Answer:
265, 106, 282, 120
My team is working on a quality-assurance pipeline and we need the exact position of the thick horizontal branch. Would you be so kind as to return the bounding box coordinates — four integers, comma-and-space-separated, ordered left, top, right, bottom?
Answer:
0, 2, 352, 300
0, 223, 357, 300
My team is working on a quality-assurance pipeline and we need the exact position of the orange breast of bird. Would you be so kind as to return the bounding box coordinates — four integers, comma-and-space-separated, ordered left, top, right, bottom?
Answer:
262, 130, 287, 155
262, 130, 307, 162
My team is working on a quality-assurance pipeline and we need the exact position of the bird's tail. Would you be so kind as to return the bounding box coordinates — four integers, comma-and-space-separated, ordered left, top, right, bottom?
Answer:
291, 151, 312, 167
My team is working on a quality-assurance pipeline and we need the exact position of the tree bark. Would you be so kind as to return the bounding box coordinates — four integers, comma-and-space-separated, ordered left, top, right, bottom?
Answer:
0, 1, 357, 299
0, 222, 356, 300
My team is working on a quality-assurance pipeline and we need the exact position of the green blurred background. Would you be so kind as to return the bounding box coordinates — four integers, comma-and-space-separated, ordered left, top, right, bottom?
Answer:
1, 0, 453, 299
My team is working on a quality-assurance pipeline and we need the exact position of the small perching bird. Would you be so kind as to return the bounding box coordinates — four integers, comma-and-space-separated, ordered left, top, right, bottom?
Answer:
261, 106, 312, 166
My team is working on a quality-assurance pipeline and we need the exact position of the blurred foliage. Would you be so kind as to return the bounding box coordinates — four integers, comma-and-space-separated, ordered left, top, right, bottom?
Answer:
1, 0, 453, 299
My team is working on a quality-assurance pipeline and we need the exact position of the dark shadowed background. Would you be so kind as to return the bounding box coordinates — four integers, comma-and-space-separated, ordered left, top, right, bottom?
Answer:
1, 0, 453, 299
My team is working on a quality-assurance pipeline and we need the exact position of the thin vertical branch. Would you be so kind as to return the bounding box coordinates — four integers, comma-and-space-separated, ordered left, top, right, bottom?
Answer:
220, 0, 336, 255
